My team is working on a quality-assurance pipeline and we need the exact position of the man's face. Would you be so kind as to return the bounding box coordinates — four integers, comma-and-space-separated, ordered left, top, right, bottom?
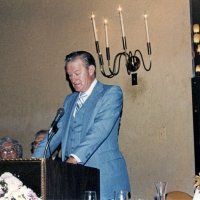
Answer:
0, 142, 17, 159
66, 58, 95, 92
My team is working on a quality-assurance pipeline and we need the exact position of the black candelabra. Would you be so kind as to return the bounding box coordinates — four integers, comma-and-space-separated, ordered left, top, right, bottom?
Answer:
91, 8, 152, 85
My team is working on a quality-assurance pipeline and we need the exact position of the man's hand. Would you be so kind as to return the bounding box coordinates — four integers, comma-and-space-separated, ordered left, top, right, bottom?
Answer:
66, 156, 78, 164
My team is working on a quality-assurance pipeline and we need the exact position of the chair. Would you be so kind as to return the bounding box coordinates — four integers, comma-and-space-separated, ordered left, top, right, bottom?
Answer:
166, 191, 192, 200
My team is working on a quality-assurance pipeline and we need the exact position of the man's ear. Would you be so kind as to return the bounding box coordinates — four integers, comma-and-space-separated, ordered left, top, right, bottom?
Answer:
88, 65, 95, 75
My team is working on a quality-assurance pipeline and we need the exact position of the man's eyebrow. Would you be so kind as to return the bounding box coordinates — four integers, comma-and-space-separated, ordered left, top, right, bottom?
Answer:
68, 69, 80, 75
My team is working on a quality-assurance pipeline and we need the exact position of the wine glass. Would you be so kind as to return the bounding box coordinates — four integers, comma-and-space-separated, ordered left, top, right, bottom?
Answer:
84, 191, 97, 200
114, 190, 129, 200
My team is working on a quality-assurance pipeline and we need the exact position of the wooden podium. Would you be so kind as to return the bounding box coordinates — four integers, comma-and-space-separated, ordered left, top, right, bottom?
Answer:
0, 158, 100, 200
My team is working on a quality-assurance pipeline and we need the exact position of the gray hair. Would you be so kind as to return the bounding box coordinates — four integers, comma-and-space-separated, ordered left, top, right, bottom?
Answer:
0, 136, 23, 158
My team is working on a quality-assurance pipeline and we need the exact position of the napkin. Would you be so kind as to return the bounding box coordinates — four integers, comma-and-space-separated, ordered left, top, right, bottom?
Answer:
193, 187, 200, 200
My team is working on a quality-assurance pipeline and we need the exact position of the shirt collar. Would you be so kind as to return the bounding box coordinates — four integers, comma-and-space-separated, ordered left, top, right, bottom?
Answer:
83, 79, 97, 97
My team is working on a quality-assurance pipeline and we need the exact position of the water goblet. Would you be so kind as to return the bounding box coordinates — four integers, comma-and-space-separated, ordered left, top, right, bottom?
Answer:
84, 190, 97, 200
154, 181, 168, 200
114, 190, 129, 200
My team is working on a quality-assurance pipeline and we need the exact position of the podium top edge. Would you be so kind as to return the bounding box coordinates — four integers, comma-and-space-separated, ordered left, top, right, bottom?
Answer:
0, 158, 45, 161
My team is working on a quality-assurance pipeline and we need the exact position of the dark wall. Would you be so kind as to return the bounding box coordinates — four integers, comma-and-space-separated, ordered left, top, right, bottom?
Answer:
192, 77, 200, 174
191, 0, 200, 23
191, 0, 200, 174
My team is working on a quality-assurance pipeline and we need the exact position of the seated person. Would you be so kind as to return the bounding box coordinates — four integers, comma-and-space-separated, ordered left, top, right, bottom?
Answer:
31, 130, 47, 154
31, 130, 61, 161
0, 136, 23, 159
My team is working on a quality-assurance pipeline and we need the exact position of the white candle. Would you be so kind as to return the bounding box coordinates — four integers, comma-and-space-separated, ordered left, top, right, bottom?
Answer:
144, 14, 150, 43
118, 6, 125, 37
104, 19, 109, 47
91, 12, 98, 41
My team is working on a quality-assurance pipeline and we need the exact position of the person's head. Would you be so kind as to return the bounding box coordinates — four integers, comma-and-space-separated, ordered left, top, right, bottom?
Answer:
64, 51, 96, 92
0, 136, 23, 159
31, 130, 47, 154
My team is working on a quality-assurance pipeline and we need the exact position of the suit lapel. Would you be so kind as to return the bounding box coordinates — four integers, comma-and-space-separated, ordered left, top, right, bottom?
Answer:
83, 81, 103, 109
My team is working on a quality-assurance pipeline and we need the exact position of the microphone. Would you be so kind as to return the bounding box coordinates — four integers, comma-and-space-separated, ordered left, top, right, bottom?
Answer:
43, 107, 65, 158
49, 107, 65, 134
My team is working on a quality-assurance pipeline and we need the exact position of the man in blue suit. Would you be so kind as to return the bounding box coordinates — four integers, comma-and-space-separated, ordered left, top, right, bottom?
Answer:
32, 51, 131, 199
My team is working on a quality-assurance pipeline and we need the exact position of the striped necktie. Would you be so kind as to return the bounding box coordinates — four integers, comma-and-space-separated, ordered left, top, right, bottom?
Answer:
73, 93, 87, 117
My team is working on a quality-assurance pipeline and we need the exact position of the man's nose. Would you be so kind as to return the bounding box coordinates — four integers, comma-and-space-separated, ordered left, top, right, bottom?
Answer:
71, 75, 77, 84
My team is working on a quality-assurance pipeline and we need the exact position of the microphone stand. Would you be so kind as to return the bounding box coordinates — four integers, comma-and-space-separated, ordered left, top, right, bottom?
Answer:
43, 127, 57, 158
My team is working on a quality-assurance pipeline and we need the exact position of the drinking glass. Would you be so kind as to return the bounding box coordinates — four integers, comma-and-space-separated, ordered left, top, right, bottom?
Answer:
84, 191, 97, 200
114, 190, 129, 200
154, 181, 168, 200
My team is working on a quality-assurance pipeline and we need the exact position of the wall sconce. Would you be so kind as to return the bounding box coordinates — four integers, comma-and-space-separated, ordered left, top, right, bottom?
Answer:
196, 65, 200, 76
194, 33, 200, 43
193, 23, 200, 45
90, 7, 152, 85
197, 44, 200, 54
193, 24, 200, 33
193, 23, 200, 76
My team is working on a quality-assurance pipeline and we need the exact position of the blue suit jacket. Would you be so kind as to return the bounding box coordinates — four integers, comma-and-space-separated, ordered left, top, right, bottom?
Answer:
33, 81, 131, 200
